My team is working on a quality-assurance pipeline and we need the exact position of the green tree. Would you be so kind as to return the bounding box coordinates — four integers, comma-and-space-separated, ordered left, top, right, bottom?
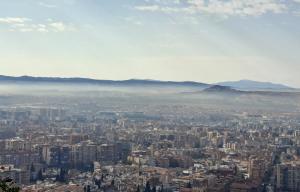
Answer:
0, 179, 20, 192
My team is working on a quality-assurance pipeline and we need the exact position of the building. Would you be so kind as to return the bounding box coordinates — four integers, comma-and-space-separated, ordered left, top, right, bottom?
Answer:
276, 162, 300, 191
0, 164, 30, 185
248, 157, 265, 181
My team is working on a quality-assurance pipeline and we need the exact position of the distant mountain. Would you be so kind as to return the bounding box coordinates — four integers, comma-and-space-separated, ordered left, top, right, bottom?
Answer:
217, 80, 293, 91
0, 75, 209, 88
0, 76, 296, 93
203, 85, 241, 93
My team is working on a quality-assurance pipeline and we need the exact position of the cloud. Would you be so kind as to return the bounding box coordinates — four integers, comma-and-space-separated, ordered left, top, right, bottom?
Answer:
0, 17, 31, 24
49, 22, 75, 32
0, 17, 75, 33
135, 5, 160, 11
38, 2, 57, 8
135, 0, 288, 17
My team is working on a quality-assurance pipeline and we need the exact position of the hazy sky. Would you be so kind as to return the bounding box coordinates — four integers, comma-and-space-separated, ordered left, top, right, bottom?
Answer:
0, 0, 300, 87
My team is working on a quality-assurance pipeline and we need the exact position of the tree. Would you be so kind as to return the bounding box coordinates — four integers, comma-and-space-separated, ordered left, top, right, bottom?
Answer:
160, 185, 164, 192
94, 178, 101, 189
30, 164, 35, 182
151, 186, 156, 192
37, 169, 44, 181
56, 168, 67, 182
0, 179, 20, 192
186, 182, 192, 188
111, 179, 115, 186
30, 163, 35, 172
144, 181, 151, 192
89, 162, 94, 172
84, 185, 91, 192
136, 185, 140, 192
159, 185, 164, 192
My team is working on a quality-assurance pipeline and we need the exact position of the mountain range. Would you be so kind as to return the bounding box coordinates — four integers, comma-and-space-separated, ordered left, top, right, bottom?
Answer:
217, 79, 293, 91
0, 75, 296, 92
0, 75, 208, 88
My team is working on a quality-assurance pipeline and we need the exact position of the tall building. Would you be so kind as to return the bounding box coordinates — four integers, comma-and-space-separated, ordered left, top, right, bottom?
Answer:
0, 164, 30, 185
97, 144, 116, 164
276, 162, 300, 191
42, 145, 67, 167
70, 141, 97, 169
248, 157, 265, 181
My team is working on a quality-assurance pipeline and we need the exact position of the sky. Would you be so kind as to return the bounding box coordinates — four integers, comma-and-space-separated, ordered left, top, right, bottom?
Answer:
0, 0, 300, 87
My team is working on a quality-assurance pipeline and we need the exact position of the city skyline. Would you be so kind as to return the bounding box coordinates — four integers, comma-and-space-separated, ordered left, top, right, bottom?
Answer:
1, 0, 300, 87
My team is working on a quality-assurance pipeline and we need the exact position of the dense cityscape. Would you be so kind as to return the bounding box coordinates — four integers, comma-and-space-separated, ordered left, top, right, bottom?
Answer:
0, 82, 299, 192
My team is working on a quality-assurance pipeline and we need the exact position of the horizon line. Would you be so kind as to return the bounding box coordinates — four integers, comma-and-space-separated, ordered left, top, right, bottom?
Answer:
0, 74, 296, 89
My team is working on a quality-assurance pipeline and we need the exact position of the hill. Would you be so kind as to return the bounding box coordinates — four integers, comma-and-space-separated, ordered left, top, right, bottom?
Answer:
217, 80, 293, 91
